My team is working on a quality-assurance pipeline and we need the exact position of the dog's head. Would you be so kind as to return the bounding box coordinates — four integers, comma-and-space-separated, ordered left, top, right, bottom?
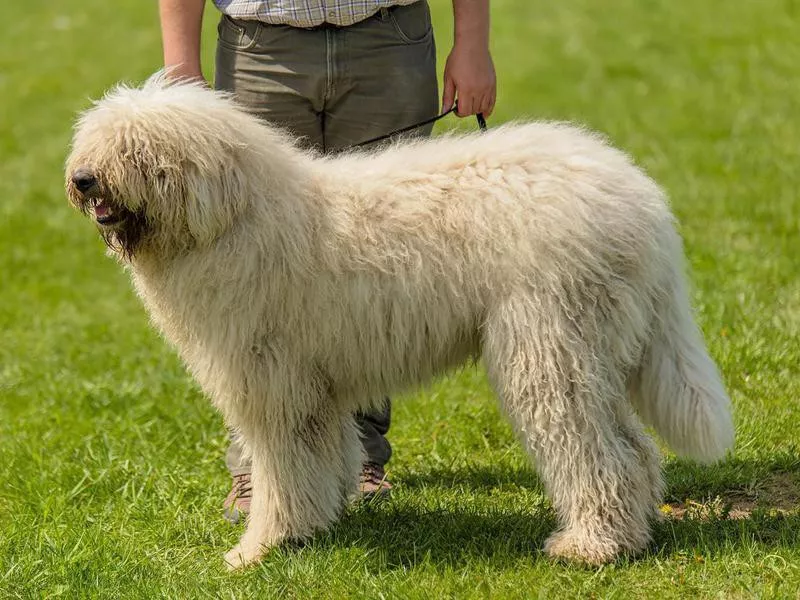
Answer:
65, 74, 253, 259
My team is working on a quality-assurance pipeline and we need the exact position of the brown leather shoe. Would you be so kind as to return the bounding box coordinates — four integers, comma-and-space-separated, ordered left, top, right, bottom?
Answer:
223, 473, 252, 524
359, 462, 392, 500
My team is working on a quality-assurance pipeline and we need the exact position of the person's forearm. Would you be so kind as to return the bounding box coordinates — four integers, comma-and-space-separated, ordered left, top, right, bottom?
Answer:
443, 0, 495, 116
159, 0, 206, 79
452, 0, 490, 50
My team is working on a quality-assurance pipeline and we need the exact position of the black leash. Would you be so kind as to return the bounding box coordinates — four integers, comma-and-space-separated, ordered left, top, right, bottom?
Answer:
350, 102, 487, 149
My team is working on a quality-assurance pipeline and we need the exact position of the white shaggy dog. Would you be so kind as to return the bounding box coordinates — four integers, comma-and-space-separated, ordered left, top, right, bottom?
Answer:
65, 75, 734, 569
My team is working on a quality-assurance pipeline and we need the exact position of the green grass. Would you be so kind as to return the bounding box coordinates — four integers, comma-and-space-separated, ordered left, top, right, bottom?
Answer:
1, 0, 799, 597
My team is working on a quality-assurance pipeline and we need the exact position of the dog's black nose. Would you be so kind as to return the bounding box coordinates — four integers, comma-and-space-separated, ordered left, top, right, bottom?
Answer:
72, 169, 97, 193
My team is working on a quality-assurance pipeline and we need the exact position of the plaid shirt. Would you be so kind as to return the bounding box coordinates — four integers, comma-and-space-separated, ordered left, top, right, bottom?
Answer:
213, 0, 420, 27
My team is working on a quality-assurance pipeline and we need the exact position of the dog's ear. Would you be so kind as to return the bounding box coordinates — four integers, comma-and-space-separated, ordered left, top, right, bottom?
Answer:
183, 159, 248, 246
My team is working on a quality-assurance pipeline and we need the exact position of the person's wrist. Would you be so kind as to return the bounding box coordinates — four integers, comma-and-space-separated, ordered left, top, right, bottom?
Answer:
165, 62, 203, 81
451, 42, 492, 70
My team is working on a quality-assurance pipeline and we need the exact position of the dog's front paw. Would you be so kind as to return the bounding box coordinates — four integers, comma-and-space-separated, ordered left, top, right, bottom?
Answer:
224, 539, 267, 571
544, 529, 625, 566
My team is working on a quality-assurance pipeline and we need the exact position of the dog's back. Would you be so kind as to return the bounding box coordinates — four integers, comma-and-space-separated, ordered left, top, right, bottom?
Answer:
311, 120, 732, 463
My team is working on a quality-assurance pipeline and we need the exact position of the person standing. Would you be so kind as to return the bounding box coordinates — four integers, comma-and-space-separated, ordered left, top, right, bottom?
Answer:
158, 0, 496, 523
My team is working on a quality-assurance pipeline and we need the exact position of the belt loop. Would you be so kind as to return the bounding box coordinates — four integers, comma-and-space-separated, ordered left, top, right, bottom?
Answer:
379, 7, 389, 21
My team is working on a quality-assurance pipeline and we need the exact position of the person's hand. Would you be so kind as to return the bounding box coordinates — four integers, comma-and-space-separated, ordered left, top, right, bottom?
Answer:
442, 40, 496, 118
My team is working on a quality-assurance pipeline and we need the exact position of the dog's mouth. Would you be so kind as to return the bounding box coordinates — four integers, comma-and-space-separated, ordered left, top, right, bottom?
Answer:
87, 196, 125, 226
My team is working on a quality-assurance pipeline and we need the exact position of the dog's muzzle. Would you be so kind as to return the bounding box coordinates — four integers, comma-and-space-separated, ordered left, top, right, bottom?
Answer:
70, 168, 124, 226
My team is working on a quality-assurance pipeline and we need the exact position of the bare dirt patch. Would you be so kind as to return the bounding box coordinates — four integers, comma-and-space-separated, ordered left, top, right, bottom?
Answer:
662, 472, 800, 521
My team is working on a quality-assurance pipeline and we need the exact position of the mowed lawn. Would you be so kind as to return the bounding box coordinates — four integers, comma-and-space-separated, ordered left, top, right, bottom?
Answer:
1, 0, 799, 597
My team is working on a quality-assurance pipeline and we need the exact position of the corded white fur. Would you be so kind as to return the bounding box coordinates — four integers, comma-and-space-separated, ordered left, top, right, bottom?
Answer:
65, 73, 734, 569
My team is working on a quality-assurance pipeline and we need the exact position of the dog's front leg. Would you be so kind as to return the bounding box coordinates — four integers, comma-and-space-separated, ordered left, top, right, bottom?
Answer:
223, 373, 363, 570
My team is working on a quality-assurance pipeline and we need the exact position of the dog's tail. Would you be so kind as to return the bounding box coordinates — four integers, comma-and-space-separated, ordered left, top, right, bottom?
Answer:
630, 268, 734, 464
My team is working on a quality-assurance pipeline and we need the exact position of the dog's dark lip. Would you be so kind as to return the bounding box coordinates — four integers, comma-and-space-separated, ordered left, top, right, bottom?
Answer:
96, 213, 124, 225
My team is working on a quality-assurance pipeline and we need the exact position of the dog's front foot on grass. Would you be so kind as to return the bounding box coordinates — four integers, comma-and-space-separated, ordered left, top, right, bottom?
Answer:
224, 532, 274, 571
544, 529, 635, 566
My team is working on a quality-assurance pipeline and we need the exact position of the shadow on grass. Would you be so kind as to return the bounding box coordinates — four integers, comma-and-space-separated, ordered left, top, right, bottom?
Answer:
396, 453, 800, 501
322, 502, 555, 568
398, 463, 544, 492
652, 511, 800, 559
671, 455, 799, 491
303, 455, 800, 569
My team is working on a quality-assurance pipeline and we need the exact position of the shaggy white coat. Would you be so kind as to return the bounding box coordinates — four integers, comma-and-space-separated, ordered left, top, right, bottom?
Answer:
65, 75, 734, 569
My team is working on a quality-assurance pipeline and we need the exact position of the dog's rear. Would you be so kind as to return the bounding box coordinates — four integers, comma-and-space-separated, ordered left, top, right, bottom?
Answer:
629, 238, 734, 463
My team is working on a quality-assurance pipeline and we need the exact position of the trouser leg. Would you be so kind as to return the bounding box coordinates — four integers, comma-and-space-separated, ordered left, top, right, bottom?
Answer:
356, 398, 392, 467
323, 2, 439, 151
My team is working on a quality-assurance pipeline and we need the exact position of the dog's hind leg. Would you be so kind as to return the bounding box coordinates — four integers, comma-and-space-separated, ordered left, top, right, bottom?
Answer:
222, 364, 362, 570
483, 298, 663, 565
